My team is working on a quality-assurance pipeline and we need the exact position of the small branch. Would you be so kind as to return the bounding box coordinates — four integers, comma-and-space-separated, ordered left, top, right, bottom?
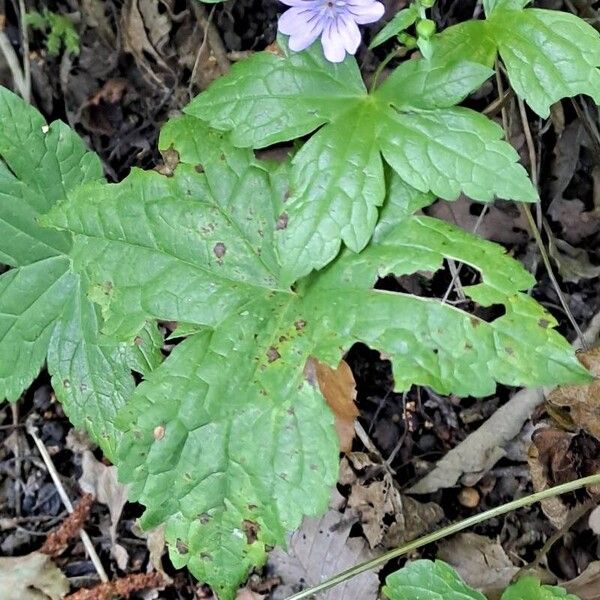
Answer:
0, 30, 28, 99
26, 419, 109, 583
18, 0, 30, 102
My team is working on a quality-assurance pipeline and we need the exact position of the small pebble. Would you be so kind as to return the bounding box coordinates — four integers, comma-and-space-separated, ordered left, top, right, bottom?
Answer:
458, 486, 480, 508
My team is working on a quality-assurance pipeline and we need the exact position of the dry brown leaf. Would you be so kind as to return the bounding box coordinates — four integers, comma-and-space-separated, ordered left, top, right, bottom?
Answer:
429, 195, 528, 246
341, 453, 442, 549
79, 451, 129, 569
564, 561, 600, 599
305, 358, 358, 452
437, 533, 519, 597
0, 552, 69, 600
528, 438, 569, 528
549, 348, 600, 440
235, 588, 265, 600
548, 237, 600, 283
268, 508, 379, 600
120, 0, 171, 86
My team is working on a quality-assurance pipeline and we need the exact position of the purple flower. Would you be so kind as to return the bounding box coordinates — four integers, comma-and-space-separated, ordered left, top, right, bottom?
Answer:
278, 0, 385, 63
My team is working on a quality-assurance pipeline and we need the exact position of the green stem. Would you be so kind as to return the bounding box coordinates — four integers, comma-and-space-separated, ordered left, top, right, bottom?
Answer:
370, 47, 404, 93
285, 473, 600, 600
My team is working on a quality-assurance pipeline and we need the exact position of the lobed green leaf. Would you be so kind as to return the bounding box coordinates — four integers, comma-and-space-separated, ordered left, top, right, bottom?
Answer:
0, 88, 158, 458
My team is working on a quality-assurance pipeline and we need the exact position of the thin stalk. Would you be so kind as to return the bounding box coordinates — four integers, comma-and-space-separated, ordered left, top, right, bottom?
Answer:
285, 473, 600, 600
370, 47, 405, 93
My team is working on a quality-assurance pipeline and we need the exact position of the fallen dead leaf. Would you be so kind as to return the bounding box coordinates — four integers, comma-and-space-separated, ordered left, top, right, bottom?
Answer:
305, 358, 358, 452
120, 0, 172, 87
564, 561, 600, 599
548, 348, 600, 440
268, 508, 379, 600
528, 434, 569, 528
0, 552, 69, 600
437, 533, 519, 597
548, 237, 600, 283
429, 195, 528, 246
79, 451, 129, 569
341, 453, 442, 549
235, 588, 265, 600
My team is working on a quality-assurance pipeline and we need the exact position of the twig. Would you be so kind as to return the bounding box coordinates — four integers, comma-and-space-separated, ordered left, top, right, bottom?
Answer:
26, 419, 109, 583
441, 205, 488, 304
0, 30, 28, 99
18, 0, 30, 102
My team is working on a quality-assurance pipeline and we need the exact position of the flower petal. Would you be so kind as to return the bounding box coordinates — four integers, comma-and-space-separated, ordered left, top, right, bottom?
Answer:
279, 6, 311, 35
321, 19, 347, 63
279, 0, 322, 6
285, 13, 326, 52
337, 13, 362, 54
347, 0, 385, 24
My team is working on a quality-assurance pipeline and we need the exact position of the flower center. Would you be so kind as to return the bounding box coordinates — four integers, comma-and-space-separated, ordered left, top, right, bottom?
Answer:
322, 0, 345, 14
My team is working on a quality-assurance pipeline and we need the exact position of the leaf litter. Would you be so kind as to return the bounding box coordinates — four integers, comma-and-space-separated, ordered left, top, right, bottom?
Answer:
3, 0, 600, 599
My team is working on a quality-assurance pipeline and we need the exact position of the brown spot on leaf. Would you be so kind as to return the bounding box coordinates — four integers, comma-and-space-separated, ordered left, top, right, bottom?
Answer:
195, 164, 204, 173
294, 319, 307, 332
157, 146, 180, 177
266, 346, 281, 363
199, 513, 211, 524
276, 212, 289, 230
242, 520, 259, 544
63, 379, 70, 389
470, 317, 481, 328
134, 336, 143, 346
213, 242, 226, 259
176, 539, 189, 554
539, 318, 550, 329
153, 425, 165, 441
505, 347, 514, 355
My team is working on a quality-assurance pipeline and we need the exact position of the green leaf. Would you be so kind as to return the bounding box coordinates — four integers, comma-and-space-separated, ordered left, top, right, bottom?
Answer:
186, 37, 366, 148
189, 41, 536, 280
370, 6, 419, 49
0, 87, 150, 458
383, 560, 486, 600
484, 0, 531, 15
46, 128, 587, 597
489, 8, 600, 117
433, 6, 600, 117
0, 257, 73, 400
278, 102, 385, 285
501, 577, 580, 600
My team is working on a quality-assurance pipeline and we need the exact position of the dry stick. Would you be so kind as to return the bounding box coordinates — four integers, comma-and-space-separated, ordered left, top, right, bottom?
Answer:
26, 420, 109, 583
440, 206, 489, 304
17, 0, 30, 102
284, 474, 600, 600
0, 30, 28, 99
